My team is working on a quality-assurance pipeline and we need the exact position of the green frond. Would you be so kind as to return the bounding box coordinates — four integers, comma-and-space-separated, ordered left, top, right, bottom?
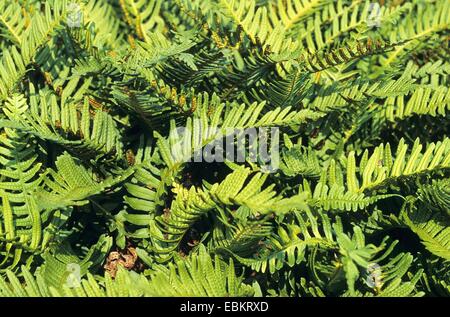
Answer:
152, 182, 216, 258
417, 178, 450, 216
384, 86, 450, 121
216, 0, 271, 46
371, 254, 424, 297
36, 152, 134, 212
0, 245, 254, 297
0, 0, 448, 299
230, 210, 336, 274
209, 220, 273, 258
1, 92, 124, 161
123, 162, 166, 233
0, 0, 27, 47
304, 181, 394, 212
0, 0, 69, 101
145, 245, 254, 296
345, 137, 450, 193
152, 167, 307, 260
119, 0, 165, 41
280, 144, 321, 178
0, 96, 45, 267
419, 258, 450, 296
269, 0, 330, 34
39, 235, 112, 289
402, 201, 450, 261
81, 0, 124, 49
382, 0, 450, 66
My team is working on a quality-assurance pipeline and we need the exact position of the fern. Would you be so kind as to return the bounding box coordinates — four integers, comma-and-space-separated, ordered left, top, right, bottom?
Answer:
0, 245, 253, 297
0, 0, 448, 299
0, 0, 69, 101
402, 199, 450, 260
37, 152, 134, 212
1, 92, 123, 161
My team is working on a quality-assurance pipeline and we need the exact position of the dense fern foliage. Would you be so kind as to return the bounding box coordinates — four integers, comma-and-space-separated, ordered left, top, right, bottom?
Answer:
0, 0, 449, 297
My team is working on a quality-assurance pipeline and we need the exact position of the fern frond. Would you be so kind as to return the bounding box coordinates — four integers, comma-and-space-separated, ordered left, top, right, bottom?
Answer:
304, 181, 395, 212
36, 153, 134, 212
1, 91, 124, 161
382, 0, 450, 66
280, 144, 321, 178
230, 210, 336, 273
0, 96, 45, 267
0, 0, 69, 101
217, 0, 271, 46
384, 86, 450, 121
402, 201, 450, 260
119, 0, 165, 41
417, 178, 450, 216
345, 137, 450, 193
146, 245, 254, 296
0, 0, 27, 46
0, 245, 254, 297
